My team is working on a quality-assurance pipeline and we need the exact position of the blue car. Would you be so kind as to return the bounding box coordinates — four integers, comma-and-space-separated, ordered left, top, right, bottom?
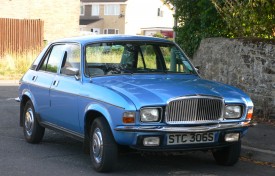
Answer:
17, 35, 254, 172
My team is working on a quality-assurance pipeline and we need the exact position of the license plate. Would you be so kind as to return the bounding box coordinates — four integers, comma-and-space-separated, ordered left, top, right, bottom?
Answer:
167, 132, 215, 145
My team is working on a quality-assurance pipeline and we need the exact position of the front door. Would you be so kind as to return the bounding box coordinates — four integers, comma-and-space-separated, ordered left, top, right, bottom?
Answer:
49, 44, 82, 133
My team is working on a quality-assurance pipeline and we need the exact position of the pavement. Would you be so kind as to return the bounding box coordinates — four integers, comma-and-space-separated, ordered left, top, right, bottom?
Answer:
241, 123, 275, 164
0, 80, 274, 165
0, 80, 19, 85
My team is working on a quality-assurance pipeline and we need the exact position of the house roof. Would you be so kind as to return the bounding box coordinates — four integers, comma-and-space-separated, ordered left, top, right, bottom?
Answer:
81, 0, 127, 2
141, 27, 173, 31
80, 19, 102, 25
79, 15, 102, 25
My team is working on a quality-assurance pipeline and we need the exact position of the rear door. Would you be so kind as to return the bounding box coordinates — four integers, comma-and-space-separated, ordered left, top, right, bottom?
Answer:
29, 44, 66, 123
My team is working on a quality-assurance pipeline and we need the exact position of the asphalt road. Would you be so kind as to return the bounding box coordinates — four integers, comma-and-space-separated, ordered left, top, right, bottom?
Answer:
0, 85, 274, 176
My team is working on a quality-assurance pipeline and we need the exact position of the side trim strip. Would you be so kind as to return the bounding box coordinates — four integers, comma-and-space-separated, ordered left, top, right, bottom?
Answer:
38, 120, 84, 141
25, 81, 125, 109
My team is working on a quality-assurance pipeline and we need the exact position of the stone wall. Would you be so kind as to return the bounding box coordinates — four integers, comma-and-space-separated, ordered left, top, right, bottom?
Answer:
192, 38, 275, 118
0, 0, 80, 42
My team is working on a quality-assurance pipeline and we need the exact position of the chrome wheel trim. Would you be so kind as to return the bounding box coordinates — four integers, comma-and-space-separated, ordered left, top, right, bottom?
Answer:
24, 108, 34, 136
92, 128, 103, 164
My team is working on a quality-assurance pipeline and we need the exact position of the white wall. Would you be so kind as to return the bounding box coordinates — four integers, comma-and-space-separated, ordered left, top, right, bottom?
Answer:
125, 0, 174, 35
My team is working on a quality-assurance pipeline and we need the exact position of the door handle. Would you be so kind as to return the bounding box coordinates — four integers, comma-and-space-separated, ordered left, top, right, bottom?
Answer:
53, 80, 59, 87
32, 76, 37, 81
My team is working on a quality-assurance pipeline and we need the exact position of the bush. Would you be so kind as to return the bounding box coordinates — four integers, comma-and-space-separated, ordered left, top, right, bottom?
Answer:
0, 51, 39, 80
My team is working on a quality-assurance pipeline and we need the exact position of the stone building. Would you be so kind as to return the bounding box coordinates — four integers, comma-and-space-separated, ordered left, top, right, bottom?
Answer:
193, 38, 275, 118
0, 0, 80, 42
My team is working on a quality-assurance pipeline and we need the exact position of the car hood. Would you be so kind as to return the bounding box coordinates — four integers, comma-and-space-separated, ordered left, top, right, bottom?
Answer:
92, 74, 251, 109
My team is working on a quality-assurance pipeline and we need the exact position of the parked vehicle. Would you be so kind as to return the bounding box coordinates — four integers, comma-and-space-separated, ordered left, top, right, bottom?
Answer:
17, 35, 254, 172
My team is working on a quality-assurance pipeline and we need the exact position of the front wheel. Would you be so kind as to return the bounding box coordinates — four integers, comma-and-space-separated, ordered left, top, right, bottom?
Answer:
90, 118, 118, 172
23, 100, 45, 143
212, 140, 241, 166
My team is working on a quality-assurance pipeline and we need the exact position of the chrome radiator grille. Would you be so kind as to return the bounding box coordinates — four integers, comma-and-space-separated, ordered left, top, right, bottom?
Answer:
165, 97, 224, 124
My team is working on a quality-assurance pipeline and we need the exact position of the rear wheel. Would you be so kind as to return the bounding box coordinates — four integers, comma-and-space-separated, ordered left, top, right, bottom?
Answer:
90, 118, 118, 172
212, 140, 241, 166
23, 100, 45, 143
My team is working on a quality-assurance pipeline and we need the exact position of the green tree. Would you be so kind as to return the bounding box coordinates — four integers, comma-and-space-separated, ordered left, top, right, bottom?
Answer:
165, 0, 274, 57
212, 0, 275, 39
165, 0, 228, 57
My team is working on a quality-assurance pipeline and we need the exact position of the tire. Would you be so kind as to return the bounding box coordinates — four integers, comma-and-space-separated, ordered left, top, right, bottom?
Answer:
212, 140, 241, 166
23, 100, 45, 143
90, 118, 118, 172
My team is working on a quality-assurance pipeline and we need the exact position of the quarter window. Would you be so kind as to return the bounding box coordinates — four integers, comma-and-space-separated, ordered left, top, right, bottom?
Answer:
60, 44, 81, 76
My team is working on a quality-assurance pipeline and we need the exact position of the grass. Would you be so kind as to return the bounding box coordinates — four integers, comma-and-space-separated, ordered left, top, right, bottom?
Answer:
0, 51, 39, 80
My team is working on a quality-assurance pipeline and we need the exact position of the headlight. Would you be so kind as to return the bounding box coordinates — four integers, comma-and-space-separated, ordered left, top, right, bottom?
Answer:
224, 105, 242, 119
140, 108, 160, 122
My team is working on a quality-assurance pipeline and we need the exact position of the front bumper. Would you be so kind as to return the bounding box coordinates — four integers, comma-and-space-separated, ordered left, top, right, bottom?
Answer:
115, 122, 253, 133
15, 97, 20, 102
114, 122, 253, 151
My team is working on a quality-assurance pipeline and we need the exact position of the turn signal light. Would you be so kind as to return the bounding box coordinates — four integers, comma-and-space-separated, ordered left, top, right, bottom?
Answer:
246, 108, 253, 120
123, 112, 135, 124
123, 117, 135, 123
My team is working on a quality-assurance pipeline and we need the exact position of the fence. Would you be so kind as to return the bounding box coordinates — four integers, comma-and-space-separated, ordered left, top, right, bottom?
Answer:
0, 18, 44, 57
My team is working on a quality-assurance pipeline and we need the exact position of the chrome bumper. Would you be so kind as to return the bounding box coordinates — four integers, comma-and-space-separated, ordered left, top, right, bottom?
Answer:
15, 97, 20, 102
115, 122, 254, 133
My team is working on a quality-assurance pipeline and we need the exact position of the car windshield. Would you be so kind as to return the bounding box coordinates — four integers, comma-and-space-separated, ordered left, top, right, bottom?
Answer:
85, 42, 196, 77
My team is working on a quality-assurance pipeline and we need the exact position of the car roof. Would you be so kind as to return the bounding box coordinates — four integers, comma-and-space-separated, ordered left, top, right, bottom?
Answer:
53, 35, 174, 45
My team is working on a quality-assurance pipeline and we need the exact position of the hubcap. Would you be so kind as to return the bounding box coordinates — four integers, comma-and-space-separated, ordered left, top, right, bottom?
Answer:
92, 128, 103, 164
25, 108, 34, 136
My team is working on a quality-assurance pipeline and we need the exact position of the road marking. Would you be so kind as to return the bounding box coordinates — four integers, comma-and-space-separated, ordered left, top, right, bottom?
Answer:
242, 145, 275, 155
5, 98, 17, 101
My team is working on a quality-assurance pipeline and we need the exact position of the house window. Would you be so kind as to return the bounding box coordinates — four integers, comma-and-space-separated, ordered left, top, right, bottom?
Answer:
157, 8, 163, 17
80, 4, 85, 16
92, 4, 99, 16
104, 4, 120, 15
104, 29, 119, 34
91, 28, 100, 34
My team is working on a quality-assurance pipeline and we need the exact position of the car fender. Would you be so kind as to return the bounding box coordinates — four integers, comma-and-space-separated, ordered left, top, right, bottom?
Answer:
84, 102, 114, 130
21, 89, 37, 109
19, 88, 36, 126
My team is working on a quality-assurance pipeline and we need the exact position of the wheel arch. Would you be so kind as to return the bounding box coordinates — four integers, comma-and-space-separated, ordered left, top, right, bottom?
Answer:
83, 104, 115, 154
19, 94, 32, 126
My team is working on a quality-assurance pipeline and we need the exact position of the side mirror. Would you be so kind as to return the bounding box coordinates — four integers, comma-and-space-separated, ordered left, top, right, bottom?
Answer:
62, 67, 80, 79
195, 66, 200, 74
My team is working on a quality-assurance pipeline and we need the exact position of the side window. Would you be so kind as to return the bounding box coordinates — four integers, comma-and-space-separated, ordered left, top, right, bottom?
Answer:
60, 44, 81, 76
39, 45, 65, 73
86, 43, 124, 76
160, 46, 193, 73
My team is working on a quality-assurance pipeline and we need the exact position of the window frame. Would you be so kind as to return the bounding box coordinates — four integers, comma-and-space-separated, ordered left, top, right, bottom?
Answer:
104, 4, 120, 16
80, 4, 85, 16
37, 44, 66, 74
91, 4, 100, 16
60, 43, 82, 77
103, 29, 119, 34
